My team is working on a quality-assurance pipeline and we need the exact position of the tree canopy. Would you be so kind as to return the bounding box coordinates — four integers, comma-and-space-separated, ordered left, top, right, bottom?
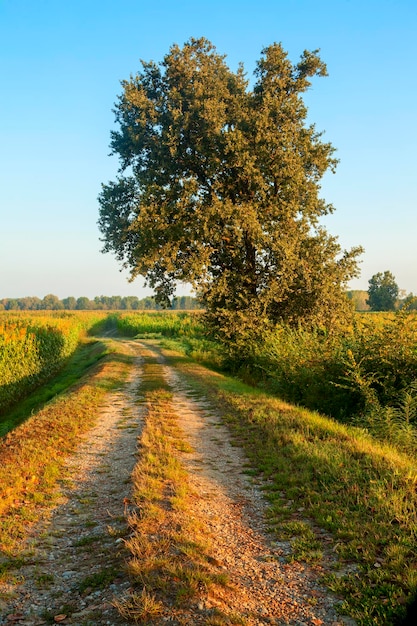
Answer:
367, 271, 399, 311
98, 38, 362, 337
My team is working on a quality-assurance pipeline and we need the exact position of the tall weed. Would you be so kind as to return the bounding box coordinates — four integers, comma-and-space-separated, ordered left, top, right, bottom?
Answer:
228, 310, 417, 452
252, 325, 361, 418
357, 383, 417, 453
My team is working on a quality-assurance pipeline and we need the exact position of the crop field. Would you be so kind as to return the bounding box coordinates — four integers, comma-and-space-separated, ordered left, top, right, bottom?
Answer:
0, 311, 108, 423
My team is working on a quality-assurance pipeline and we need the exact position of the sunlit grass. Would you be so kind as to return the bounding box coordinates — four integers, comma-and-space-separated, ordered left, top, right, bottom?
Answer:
116, 351, 236, 622
158, 342, 417, 626
0, 337, 135, 559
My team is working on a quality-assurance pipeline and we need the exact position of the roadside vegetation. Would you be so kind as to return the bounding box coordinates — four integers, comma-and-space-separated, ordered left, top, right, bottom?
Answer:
1, 309, 417, 624
0, 333, 135, 562
157, 342, 417, 625
117, 310, 417, 449
114, 310, 417, 624
0, 311, 108, 419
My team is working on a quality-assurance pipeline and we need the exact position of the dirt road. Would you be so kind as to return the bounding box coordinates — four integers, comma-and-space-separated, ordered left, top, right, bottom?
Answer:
0, 339, 355, 625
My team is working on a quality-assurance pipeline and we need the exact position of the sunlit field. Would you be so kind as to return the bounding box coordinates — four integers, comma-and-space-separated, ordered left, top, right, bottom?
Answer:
1, 309, 416, 624
2, 309, 417, 443
0, 311, 108, 417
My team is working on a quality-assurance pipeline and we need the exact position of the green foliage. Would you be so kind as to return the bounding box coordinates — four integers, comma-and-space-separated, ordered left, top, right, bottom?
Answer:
226, 310, 417, 454
253, 325, 360, 418
400, 293, 417, 311
41, 294, 63, 310
367, 270, 399, 311
342, 310, 417, 411
110, 310, 417, 453
98, 37, 362, 334
0, 294, 201, 311
359, 386, 417, 454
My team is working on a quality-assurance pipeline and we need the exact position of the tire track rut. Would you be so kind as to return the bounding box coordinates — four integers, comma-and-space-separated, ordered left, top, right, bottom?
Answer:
1, 339, 355, 625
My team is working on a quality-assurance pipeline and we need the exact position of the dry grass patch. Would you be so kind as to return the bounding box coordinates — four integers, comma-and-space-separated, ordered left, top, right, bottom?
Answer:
115, 379, 235, 623
0, 338, 135, 560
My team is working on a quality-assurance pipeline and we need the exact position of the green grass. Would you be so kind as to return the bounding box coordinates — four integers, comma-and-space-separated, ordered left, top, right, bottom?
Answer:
78, 566, 120, 593
74, 534, 106, 548
156, 341, 417, 626
35, 572, 55, 587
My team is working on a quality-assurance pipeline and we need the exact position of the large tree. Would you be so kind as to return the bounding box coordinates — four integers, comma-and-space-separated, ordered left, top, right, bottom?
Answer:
98, 38, 362, 336
367, 271, 399, 311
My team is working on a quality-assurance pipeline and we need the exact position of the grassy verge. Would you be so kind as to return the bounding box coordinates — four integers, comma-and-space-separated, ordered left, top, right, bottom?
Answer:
0, 337, 135, 564
116, 350, 242, 625
155, 341, 417, 626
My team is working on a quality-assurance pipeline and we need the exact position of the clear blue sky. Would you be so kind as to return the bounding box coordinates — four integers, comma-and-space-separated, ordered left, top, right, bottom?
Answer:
1, 0, 416, 299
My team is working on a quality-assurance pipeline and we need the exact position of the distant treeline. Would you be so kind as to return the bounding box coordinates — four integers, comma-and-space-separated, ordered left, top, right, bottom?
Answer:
0, 294, 202, 311
2, 291, 416, 312
347, 290, 417, 311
